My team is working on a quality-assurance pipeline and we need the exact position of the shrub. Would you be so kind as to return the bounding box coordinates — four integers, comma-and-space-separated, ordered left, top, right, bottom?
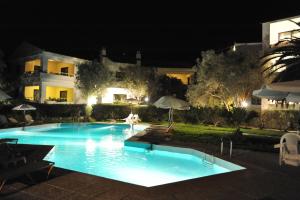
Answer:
29, 103, 86, 119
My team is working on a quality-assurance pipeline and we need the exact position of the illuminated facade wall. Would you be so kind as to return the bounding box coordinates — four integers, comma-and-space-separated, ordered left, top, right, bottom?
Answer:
262, 16, 300, 51
166, 73, 192, 85
24, 86, 39, 101
47, 60, 75, 76
101, 87, 134, 104
25, 59, 41, 73
45, 86, 74, 102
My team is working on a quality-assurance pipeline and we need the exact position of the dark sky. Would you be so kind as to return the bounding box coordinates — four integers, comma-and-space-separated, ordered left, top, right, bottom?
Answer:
1, 2, 299, 66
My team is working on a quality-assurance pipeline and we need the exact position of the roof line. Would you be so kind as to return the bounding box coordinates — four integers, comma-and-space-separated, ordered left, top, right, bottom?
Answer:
261, 15, 300, 24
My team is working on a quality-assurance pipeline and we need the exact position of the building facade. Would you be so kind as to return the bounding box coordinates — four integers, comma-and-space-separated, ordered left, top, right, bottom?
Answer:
13, 43, 196, 104
261, 15, 300, 110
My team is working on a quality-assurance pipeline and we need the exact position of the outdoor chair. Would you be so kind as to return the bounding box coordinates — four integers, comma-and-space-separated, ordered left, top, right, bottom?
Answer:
0, 141, 55, 191
0, 159, 55, 191
145, 122, 174, 134
0, 115, 8, 128
7, 117, 23, 126
274, 133, 300, 166
25, 114, 34, 125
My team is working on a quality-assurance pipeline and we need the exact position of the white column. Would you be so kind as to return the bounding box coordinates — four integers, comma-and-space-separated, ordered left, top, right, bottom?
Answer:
41, 53, 48, 73
39, 82, 47, 103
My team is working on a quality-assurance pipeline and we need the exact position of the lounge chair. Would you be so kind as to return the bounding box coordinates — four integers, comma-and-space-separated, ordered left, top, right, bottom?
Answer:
0, 159, 55, 191
8, 117, 23, 126
0, 115, 8, 128
132, 114, 141, 124
274, 133, 300, 166
25, 114, 34, 125
145, 122, 174, 134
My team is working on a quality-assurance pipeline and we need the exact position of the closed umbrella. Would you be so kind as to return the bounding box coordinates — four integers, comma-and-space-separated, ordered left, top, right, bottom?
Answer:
153, 96, 190, 126
0, 89, 11, 101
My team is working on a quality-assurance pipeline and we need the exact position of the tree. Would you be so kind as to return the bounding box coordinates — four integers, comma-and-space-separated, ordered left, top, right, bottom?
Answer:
118, 66, 154, 101
187, 49, 262, 110
76, 60, 114, 99
149, 75, 187, 102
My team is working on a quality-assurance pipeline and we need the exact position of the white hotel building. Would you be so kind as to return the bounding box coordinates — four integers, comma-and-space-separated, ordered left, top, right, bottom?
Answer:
12, 42, 196, 104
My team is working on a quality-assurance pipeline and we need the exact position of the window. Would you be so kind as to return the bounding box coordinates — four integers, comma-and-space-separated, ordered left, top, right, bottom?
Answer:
33, 65, 41, 73
278, 29, 300, 41
60, 91, 67, 102
33, 89, 39, 101
61, 67, 69, 76
113, 94, 126, 103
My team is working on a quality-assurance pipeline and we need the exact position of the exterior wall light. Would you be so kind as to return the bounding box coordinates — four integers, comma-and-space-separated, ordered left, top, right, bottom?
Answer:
241, 101, 248, 108
87, 95, 97, 106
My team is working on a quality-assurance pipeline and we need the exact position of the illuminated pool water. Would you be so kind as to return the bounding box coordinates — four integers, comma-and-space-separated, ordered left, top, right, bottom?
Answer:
0, 123, 244, 187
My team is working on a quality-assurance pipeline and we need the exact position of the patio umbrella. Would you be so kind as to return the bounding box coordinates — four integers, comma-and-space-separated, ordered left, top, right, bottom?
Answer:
0, 89, 11, 101
267, 80, 300, 93
153, 96, 190, 126
252, 85, 288, 101
286, 93, 300, 103
12, 104, 36, 126
12, 104, 36, 130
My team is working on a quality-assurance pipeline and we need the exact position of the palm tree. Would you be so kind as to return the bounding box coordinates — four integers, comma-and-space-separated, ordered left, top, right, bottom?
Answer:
262, 22, 300, 82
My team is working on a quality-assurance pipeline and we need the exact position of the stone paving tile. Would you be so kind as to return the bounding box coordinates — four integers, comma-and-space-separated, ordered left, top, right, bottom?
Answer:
74, 182, 112, 196
91, 189, 131, 200
123, 193, 176, 200
22, 183, 72, 200
46, 173, 98, 191
1, 192, 44, 200
58, 192, 93, 200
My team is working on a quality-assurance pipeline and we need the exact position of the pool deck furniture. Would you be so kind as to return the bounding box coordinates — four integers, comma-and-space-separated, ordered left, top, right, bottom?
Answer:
7, 117, 24, 126
0, 138, 18, 145
274, 132, 300, 166
25, 115, 34, 125
145, 122, 174, 134
0, 160, 55, 192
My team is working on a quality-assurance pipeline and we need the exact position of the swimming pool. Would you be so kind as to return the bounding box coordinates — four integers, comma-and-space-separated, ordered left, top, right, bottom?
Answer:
0, 123, 245, 187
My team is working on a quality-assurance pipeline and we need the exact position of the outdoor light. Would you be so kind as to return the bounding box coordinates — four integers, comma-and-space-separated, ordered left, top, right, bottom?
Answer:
241, 101, 248, 108
87, 95, 97, 106
145, 97, 149, 102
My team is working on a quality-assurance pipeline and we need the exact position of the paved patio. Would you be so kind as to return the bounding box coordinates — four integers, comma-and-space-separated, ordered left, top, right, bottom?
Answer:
1, 137, 300, 199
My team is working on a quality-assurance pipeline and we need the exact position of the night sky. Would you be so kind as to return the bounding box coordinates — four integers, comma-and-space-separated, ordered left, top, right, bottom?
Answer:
1, 2, 299, 66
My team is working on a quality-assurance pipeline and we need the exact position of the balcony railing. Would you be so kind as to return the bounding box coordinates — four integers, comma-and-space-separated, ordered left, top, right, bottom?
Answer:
24, 71, 74, 77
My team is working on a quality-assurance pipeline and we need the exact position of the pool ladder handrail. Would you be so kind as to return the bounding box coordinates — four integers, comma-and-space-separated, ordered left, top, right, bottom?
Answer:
203, 153, 215, 165
220, 137, 233, 158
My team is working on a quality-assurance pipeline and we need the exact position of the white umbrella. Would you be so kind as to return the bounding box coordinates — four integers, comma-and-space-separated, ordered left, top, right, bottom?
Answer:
267, 80, 300, 93
252, 85, 288, 101
12, 104, 36, 130
153, 96, 190, 125
0, 89, 11, 101
286, 93, 300, 103
13, 104, 36, 111
13, 104, 36, 119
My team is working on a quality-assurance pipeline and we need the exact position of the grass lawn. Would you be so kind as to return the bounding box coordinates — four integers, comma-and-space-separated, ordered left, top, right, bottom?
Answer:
170, 123, 285, 152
